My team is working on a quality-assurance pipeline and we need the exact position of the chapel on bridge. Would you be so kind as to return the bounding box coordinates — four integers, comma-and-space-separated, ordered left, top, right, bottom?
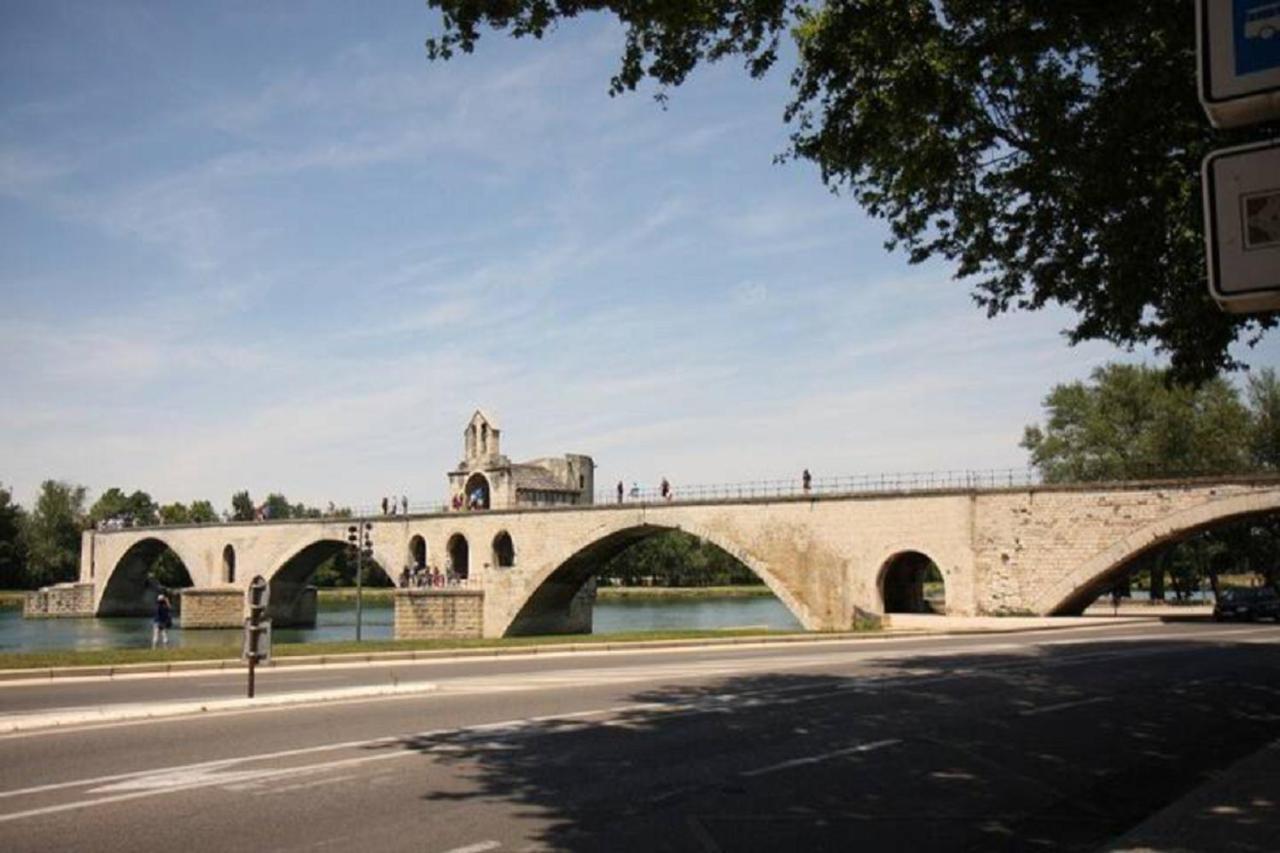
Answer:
447, 410, 594, 510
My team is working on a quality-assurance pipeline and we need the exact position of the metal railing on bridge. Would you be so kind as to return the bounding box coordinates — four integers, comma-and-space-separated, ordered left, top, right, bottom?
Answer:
596, 467, 1041, 505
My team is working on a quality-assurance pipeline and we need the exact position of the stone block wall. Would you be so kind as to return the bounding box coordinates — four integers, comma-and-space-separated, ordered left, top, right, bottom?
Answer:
179, 587, 243, 628
395, 588, 485, 639
971, 483, 1267, 614
24, 582, 95, 618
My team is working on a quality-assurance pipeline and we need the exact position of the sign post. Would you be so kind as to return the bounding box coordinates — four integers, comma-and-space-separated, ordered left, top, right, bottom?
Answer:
1198, 0, 1280, 127
1202, 139, 1280, 312
1198, 1, 1280, 313
243, 575, 271, 699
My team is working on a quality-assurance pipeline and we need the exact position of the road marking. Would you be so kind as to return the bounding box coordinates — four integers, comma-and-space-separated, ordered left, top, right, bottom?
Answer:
440, 842, 501, 853
1019, 696, 1112, 716
740, 739, 900, 778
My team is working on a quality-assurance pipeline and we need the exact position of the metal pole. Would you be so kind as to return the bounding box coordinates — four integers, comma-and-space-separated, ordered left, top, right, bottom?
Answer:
247, 652, 256, 699
355, 523, 364, 643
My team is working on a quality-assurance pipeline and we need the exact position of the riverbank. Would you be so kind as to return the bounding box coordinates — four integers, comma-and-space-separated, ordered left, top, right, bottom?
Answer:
0, 591, 25, 610
310, 585, 773, 603
0, 626, 808, 671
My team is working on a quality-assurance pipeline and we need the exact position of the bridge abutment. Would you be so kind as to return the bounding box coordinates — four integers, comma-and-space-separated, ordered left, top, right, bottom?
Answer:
23, 583, 95, 619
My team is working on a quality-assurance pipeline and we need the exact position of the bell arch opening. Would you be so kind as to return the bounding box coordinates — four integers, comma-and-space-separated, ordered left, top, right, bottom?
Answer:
879, 551, 946, 614
447, 533, 470, 579
464, 473, 490, 510
222, 544, 236, 584
504, 526, 802, 637
493, 531, 515, 568
98, 538, 195, 618
269, 539, 392, 627
1049, 507, 1280, 616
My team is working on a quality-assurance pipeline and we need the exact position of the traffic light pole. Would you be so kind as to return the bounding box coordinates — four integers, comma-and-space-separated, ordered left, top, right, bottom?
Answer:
355, 526, 364, 642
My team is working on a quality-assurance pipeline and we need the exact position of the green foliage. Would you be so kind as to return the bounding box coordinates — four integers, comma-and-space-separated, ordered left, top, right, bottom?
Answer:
158, 502, 190, 525
25, 480, 86, 588
0, 484, 28, 589
598, 531, 763, 587
230, 490, 255, 522
1021, 364, 1254, 483
188, 500, 219, 523
89, 487, 157, 527
425, 1, 1277, 381
1247, 368, 1280, 470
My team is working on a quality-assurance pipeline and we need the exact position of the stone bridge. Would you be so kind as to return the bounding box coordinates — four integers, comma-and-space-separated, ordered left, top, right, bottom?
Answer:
38, 475, 1280, 637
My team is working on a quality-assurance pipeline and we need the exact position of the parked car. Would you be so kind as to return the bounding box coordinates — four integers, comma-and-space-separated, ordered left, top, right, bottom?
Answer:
1213, 587, 1280, 622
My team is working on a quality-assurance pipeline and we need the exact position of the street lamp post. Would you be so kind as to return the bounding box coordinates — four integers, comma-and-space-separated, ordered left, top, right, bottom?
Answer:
347, 521, 373, 641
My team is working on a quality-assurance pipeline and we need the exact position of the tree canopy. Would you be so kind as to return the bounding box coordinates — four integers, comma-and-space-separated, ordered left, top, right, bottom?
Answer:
1020, 363, 1264, 483
24, 480, 86, 588
425, 1, 1277, 381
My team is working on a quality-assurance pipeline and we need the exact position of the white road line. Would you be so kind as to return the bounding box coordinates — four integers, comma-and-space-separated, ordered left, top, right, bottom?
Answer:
1018, 696, 1113, 716
440, 842, 501, 853
740, 739, 900, 778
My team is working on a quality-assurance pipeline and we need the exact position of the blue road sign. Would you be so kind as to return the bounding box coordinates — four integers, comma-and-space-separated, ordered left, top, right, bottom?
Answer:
1236, 0, 1280, 75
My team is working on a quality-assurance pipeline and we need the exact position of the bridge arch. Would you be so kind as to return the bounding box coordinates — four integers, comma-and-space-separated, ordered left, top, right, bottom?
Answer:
499, 520, 818, 637
1037, 490, 1280, 615
878, 550, 945, 614
264, 537, 392, 626
98, 537, 195, 617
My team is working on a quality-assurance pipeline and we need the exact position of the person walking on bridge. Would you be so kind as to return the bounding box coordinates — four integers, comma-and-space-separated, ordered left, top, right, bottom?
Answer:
151, 594, 173, 649
803, 468, 812, 493
616, 481, 623, 503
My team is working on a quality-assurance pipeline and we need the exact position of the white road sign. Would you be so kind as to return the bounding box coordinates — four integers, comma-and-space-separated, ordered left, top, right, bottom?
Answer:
1202, 139, 1280, 312
1198, 0, 1280, 127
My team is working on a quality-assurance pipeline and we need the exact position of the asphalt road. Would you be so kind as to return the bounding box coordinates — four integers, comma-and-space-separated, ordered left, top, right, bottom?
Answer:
0, 621, 1277, 852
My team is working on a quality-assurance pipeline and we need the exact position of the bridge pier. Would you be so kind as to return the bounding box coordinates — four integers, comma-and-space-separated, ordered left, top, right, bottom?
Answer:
395, 588, 485, 639
178, 587, 243, 628
268, 585, 318, 628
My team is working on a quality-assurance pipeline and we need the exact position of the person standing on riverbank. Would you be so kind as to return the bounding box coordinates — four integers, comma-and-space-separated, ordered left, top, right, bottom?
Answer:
151, 594, 173, 649
616, 481, 624, 503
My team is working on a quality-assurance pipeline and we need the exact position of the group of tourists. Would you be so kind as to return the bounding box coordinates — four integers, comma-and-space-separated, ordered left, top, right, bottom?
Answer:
380, 495, 410, 516
613, 479, 675, 503
398, 563, 463, 589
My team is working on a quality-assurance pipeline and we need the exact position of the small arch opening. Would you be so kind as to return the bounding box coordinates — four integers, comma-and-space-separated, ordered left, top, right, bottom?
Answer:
222, 544, 236, 584
880, 551, 945, 614
447, 533, 470, 579
408, 535, 427, 569
493, 531, 515, 568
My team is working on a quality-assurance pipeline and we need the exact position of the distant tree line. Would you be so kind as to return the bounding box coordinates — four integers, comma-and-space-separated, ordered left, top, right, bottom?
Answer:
598, 531, 763, 588
0, 486, 355, 591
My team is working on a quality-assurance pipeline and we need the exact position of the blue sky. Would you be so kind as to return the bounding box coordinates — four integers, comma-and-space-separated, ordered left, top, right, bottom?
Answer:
2, 2, 1276, 512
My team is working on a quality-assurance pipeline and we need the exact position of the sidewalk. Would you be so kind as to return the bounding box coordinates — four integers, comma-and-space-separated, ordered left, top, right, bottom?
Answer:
1102, 738, 1280, 852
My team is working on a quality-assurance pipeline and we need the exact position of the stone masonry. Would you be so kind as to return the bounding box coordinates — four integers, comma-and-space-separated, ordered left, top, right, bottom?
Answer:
395, 588, 485, 639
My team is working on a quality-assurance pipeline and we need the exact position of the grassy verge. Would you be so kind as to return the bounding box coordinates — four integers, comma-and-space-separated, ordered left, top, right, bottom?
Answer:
595, 585, 773, 600
313, 586, 774, 602
0, 591, 27, 610
0, 627, 815, 671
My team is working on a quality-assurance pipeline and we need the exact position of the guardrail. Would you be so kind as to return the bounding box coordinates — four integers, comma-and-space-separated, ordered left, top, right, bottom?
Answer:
596, 468, 1040, 504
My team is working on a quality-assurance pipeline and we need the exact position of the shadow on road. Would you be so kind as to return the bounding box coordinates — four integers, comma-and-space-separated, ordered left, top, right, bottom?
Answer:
377, 633, 1280, 852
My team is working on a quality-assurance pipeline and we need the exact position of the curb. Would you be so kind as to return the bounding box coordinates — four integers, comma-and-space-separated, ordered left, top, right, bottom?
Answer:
0, 682, 442, 734
0, 617, 1160, 685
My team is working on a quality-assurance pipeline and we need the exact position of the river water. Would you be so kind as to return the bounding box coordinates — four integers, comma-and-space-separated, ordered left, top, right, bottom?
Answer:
0, 595, 802, 653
